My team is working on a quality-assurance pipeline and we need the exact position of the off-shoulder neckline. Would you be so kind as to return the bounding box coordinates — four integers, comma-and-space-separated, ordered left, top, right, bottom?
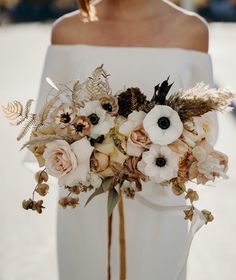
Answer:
49, 43, 211, 58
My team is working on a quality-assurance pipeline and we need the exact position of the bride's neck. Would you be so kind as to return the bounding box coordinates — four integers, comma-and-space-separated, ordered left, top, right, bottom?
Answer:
94, 0, 162, 21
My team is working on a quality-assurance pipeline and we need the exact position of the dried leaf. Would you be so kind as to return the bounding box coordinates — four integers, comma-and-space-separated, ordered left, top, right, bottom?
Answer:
46, 77, 59, 91
85, 185, 104, 206
17, 114, 37, 141
107, 187, 119, 216
20, 135, 64, 150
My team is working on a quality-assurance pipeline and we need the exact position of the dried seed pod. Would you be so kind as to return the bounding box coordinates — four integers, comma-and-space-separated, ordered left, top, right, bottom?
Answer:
33, 200, 45, 214
171, 179, 186, 196
185, 188, 199, 203
184, 207, 194, 221
35, 170, 48, 183
202, 209, 214, 224
36, 183, 49, 196
22, 198, 34, 210
59, 197, 69, 209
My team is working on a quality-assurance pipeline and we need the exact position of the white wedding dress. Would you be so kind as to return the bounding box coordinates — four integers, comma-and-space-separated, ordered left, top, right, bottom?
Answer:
23, 44, 215, 280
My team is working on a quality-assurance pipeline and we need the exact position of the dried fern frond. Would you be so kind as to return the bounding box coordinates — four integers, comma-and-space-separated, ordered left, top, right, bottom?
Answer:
166, 83, 235, 122
36, 96, 59, 129
17, 114, 37, 141
86, 64, 112, 99
21, 135, 65, 150
71, 80, 91, 108
2, 101, 24, 125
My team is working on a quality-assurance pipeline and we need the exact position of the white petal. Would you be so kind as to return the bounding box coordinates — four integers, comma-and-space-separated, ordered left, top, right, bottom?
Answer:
144, 163, 159, 177
128, 111, 146, 124
71, 137, 94, 163
127, 141, 143, 157
119, 120, 135, 136
148, 126, 165, 144
58, 167, 81, 187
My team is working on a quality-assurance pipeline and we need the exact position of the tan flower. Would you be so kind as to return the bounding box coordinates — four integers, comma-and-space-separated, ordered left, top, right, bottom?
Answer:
189, 140, 229, 184
22, 199, 45, 214
123, 156, 148, 191
185, 188, 199, 203
68, 116, 91, 140
51, 104, 77, 132
184, 207, 194, 221
59, 196, 79, 209
119, 111, 151, 156
36, 183, 49, 196
91, 151, 109, 173
94, 135, 128, 177
98, 94, 119, 116
201, 209, 214, 224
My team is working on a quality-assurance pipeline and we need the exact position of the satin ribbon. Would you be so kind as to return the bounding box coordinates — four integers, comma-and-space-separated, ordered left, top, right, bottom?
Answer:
108, 191, 126, 280
108, 193, 205, 280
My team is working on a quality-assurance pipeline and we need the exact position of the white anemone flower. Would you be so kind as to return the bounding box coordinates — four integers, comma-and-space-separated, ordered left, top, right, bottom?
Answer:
137, 144, 180, 184
80, 101, 115, 138
143, 105, 183, 145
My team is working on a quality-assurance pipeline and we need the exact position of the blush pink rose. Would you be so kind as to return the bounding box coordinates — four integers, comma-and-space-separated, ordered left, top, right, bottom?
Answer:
43, 138, 94, 186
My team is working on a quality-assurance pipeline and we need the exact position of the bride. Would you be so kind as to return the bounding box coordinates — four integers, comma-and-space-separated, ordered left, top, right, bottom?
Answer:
27, 0, 215, 279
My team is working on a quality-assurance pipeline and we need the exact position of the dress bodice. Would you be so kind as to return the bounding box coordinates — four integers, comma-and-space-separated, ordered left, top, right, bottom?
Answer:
34, 44, 214, 112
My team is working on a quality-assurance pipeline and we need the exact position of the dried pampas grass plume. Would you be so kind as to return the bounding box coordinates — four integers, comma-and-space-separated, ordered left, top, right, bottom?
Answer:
166, 83, 235, 122
78, 0, 98, 22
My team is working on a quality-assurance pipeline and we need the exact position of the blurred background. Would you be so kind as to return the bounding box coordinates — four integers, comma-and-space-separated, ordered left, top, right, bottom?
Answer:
0, 0, 236, 23
0, 1, 235, 280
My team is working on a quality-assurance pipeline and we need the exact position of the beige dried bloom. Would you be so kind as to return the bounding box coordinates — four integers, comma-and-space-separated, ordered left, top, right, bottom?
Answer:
99, 94, 119, 116
59, 197, 79, 209
202, 209, 214, 224
171, 178, 186, 196
185, 188, 199, 203
35, 170, 48, 183
36, 183, 49, 196
68, 116, 91, 140
22, 199, 45, 214
184, 207, 194, 221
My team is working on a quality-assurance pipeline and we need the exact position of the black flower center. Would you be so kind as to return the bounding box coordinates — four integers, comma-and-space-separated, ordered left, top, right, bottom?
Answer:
157, 117, 170, 129
89, 135, 105, 146
156, 157, 167, 167
88, 113, 100, 125
60, 113, 71, 123
74, 123, 85, 133
102, 103, 113, 112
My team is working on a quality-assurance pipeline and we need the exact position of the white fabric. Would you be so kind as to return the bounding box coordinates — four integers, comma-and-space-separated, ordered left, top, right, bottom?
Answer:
23, 44, 215, 280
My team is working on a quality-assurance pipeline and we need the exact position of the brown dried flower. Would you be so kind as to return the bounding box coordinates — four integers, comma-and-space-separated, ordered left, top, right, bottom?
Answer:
185, 188, 199, 203
117, 87, 148, 117
35, 170, 48, 184
202, 209, 214, 224
171, 178, 186, 196
59, 197, 79, 209
98, 94, 119, 116
22, 199, 45, 214
184, 207, 194, 221
123, 156, 148, 191
36, 183, 49, 196
68, 116, 91, 140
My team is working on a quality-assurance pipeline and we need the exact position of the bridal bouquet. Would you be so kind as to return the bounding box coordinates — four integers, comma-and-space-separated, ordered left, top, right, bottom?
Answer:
3, 65, 234, 224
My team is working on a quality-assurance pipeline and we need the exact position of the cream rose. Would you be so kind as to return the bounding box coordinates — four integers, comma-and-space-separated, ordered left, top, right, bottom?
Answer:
43, 138, 94, 186
119, 111, 151, 156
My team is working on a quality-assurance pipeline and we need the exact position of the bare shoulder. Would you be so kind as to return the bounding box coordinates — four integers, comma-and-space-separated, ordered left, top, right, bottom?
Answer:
162, 2, 209, 52
51, 10, 84, 45
182, 12, 209, 52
